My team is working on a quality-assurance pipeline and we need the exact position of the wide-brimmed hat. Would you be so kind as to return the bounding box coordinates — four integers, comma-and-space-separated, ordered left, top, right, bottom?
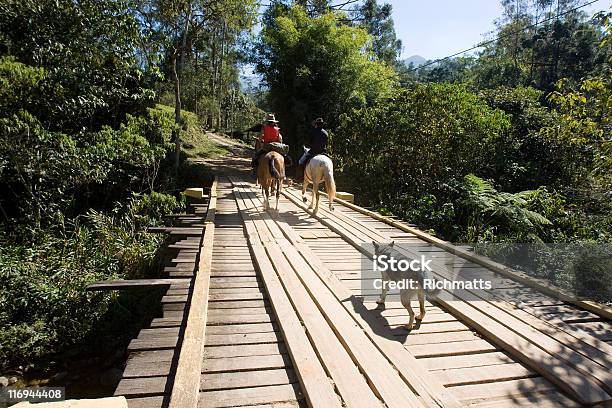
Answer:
313, 117, 325, 126
264, 113, 279, 123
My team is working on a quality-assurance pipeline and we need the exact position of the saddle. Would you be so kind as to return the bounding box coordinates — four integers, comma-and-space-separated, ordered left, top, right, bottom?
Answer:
260, 142, 289, 155
304, 152, 330, 166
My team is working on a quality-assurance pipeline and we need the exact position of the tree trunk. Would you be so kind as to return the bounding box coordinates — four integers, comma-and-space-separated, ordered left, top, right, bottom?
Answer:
172, 51, 182, 174
173, 6, 192, 174
209, 28, 218, 129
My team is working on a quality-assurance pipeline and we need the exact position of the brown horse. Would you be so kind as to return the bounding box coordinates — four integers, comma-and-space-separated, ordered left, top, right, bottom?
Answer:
257, 151, 285, 210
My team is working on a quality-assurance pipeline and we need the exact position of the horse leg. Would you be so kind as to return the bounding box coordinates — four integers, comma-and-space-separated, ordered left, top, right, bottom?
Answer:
312, 180, 321, 214
307, 177, 316, 210
327, 181, 335, 211
263, 182, 270, 210
302, 170, 308, 203
275, 179, 281, 210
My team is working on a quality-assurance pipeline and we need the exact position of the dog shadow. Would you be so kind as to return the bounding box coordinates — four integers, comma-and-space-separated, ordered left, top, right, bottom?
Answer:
349, 296, 423, 345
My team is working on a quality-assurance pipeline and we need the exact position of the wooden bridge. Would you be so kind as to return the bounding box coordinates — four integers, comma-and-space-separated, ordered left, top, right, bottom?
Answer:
102, 157, 611, 408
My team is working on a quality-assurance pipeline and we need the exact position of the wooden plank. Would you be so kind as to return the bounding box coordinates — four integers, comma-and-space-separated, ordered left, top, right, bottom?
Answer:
147, 227, 204, 236
203, 343, 287, 359
451, 377, 556, 403
201, 354, 291, 373
406, 339, 497, 358
433, 363, 535, 386
288, 186, 611, 405
198, 383, 302, 408
261, 194, 460, 408
168, 177, 216, 408
200, 368, 296, 391
86, 278, 190, 291
323, 189, 612, 320
423, 352, 514, 371
204, 332, 280, 346
114, 376, 168, 397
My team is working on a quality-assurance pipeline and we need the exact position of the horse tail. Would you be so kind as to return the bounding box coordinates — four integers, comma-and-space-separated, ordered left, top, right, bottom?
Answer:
269, 156, 282, 180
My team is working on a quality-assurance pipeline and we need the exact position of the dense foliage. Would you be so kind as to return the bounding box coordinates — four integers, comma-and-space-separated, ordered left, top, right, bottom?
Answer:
255, 4, 396, 156
0, 193, 183, 366
0, 0, 190, 368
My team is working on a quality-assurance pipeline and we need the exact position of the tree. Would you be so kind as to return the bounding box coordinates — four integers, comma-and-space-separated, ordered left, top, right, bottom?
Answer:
135, 0, 257, 171
335, 83, 510, 210
471, 0, 605, 90
255, 4, 396, 157
354, 0, 402, 65
546, 11, 611, 187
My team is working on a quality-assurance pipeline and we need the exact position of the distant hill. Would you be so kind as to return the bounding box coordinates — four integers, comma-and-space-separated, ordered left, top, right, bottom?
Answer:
404, 55, 427, 67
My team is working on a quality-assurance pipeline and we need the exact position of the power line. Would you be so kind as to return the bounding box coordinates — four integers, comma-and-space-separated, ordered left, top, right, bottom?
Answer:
407, 0, 600, 72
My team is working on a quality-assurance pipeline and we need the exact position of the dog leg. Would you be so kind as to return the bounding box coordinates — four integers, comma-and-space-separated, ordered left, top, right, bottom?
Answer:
400, 289, 416, 329
376, 286, 388, 305
416, 287, 426, 320
376, 271, 389, 305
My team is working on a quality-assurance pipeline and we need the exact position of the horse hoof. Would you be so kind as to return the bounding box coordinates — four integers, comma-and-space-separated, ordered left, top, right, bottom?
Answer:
302, 197, 307, 203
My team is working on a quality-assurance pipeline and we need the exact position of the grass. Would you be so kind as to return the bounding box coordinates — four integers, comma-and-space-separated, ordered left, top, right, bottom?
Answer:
154, 104, 229, 159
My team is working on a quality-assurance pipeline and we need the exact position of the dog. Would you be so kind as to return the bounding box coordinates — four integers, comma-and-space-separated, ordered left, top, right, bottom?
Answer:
372, 241, 439, 329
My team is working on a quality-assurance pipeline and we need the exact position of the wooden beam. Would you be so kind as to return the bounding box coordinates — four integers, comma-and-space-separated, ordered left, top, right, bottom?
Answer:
168, 177, 217, 408
86, 279, 190, 291
147, 227, 204, 236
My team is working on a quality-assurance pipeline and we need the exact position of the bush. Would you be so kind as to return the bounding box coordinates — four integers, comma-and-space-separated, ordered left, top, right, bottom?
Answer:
335, 82, 510, 214
0, 193, 183, 368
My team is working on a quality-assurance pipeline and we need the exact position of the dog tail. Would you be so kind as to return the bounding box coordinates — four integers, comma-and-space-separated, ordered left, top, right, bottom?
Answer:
419, 270, 442, 298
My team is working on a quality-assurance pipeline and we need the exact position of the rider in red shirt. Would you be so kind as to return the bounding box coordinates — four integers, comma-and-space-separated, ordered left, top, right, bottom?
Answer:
252, 113, 284, 174
262, 119, 282, 144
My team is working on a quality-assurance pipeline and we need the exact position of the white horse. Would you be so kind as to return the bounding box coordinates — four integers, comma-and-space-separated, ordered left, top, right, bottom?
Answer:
302, 154, 336, 214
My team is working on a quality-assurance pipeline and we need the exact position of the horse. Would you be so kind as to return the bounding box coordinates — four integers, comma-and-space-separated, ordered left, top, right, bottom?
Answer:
302, 154, 336, 214
257, 151, 285, 210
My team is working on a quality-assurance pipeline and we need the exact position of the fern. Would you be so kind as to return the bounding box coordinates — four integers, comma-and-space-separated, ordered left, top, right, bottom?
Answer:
459, 174, 552, 241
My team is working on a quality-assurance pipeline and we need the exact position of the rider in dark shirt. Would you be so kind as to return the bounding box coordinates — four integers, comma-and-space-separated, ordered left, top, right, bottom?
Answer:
305, 124, 328, 156
296, 118, 328, 182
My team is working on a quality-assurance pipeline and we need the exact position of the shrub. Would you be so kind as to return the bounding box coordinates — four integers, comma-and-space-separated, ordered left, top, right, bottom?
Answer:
335, 82, 510, 213
0, 193, 183, 368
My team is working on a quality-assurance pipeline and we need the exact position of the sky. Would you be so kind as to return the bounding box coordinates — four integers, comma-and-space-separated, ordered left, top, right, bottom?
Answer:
241, 0, 609, 83
384, 0, 609, 60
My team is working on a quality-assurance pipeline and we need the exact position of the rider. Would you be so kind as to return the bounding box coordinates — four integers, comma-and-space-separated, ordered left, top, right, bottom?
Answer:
295, 117, 328, 182
252, 113, 282, 175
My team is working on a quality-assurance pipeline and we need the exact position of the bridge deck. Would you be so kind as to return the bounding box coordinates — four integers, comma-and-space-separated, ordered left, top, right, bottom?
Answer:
113, 162, 611, 408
